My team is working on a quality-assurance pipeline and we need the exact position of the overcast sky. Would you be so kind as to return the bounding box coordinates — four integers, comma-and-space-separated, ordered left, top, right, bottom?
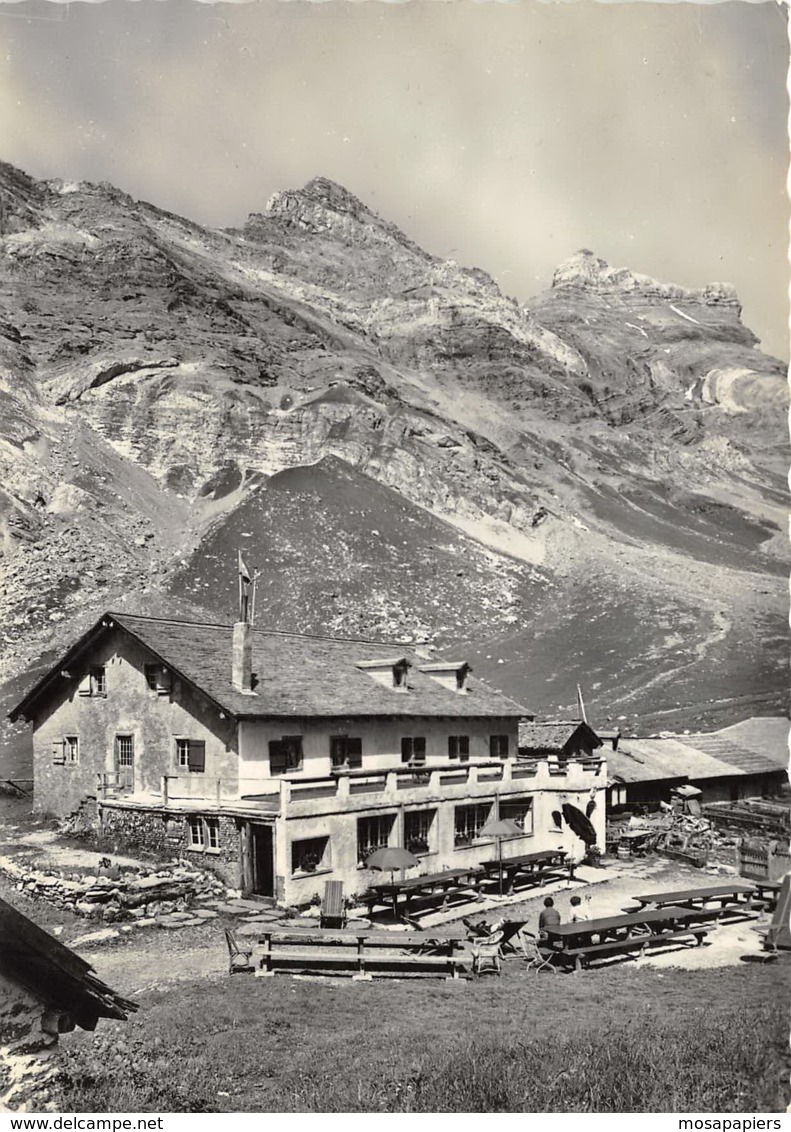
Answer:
2, 0, 788, 358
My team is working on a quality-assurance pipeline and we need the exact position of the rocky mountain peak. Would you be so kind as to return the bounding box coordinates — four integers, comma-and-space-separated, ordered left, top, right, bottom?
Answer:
552, 248, 741, 311
259, 175, 429, 259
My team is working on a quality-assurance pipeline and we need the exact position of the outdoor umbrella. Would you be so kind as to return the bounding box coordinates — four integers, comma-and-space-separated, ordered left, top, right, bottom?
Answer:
561, 802, 597, 845
365, 846, 421, 920
479, 816, 523, 896
365, 845, 420, 876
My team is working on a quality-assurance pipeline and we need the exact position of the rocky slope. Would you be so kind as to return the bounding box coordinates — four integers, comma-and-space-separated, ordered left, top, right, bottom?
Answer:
0, 161, 786, 773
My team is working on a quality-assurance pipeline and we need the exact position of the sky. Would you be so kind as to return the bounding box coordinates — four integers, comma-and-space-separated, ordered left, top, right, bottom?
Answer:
1, 0, 789, 359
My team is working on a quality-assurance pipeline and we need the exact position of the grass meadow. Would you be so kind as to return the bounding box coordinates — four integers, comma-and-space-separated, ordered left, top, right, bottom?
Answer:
52, 959, 789, 1113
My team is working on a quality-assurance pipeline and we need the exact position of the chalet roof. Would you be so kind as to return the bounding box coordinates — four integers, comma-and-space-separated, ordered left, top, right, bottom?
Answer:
518, 719, 602, 752
10, 612, 532, 722
0, 896, 137, 1030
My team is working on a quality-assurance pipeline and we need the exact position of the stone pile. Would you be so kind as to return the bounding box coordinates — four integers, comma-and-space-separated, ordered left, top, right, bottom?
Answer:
2, 859, 227, 923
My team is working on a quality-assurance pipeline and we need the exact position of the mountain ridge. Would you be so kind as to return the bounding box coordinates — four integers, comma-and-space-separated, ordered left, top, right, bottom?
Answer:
0, 160, 786, 778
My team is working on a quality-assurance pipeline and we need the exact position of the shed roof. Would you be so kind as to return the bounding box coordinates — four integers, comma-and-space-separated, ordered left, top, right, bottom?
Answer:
9, 612, 531, 722
608, 736, 744, 784
684, 717, 788, 776
0, 896, 137, 1030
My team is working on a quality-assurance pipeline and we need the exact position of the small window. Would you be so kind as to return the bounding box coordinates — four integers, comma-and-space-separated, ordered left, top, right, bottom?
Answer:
145, 664, 172, 695
79, 667, 106, 697
358, 814, 394, 865
205, 818, 220, 851
404, 809, 435, 855
330, 735, 363, 770
401, 737, 426, 765
490, 734, 509, 760
187, 815, 205, 848
63, 736, 79, 764
454, 803, 492, 846
269, 736, 303, 775
175, 739, 206, 773
291, 836, 330, 875
448, 735, 470, 762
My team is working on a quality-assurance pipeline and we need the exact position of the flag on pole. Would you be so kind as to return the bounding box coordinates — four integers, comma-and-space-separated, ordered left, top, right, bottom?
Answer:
238, 551, 252, 585
576, 683, 587, 723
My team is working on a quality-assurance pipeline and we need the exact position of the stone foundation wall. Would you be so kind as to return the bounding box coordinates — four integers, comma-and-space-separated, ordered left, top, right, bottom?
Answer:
100, 805, 240, 887
0, 971, 61, 1111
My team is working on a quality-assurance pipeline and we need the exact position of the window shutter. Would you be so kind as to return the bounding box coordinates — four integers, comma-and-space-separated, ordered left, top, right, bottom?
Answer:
401, 738, 412, 763
330, 736, 345, 766
78, 674, 92, 697
414, 737, 426, 759
269, 739, 286, 775
346, 737, 362, 768
52, 741, 65, 765
187, 741, 206, 773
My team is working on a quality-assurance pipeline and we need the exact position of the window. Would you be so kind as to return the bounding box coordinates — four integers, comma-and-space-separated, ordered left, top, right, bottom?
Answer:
187, 816, 220, 852
269, 736, 303, 775
404, 809, 435, 855
145, 664, 172, 695
448, 735, 470, 762
187, 816, 205, 848
63, 736, 79, 764
115, 734, 134, 767
454, 803, 492, 846
175, 738, 206, 773
358, 814, 394, 864
500, 798, 533, 835
330, 735, 363, 770
401, 737, 426, 765
79, 666, 106, 697
490, 734, 510, 759
292, 836, 330, 875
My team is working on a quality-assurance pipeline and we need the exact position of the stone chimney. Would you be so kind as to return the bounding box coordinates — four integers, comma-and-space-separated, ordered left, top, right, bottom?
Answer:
232, 621, 254, 693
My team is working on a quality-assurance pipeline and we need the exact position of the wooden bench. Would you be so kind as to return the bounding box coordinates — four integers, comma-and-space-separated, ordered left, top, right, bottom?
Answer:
256, 928, 467, 980
552, 928, 708, 971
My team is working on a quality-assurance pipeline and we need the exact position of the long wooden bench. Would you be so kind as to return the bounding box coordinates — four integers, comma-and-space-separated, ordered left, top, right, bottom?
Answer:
551, 928, 708, 971
255, 928, 468, 980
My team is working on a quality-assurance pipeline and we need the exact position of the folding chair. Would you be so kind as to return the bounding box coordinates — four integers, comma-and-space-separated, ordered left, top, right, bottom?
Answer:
520, 930, 557, 974
498, 920, 529, 954
320, 880, 347, 929
470, 929, 504, 976
224, 927, 255, 974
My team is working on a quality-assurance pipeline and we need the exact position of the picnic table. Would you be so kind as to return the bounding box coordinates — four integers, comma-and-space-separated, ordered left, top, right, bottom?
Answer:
543, 907, 710, 971
632, 882, 756, 912
365, 866, 484, 918
256, 926, 467, 979
478, 849, 569, 893
752, 878, 781, 910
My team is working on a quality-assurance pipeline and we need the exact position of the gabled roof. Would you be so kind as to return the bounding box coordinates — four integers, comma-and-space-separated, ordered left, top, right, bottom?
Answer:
10, 612, 531, 721
518, 719, 602, 753
0, 896, 137, 1030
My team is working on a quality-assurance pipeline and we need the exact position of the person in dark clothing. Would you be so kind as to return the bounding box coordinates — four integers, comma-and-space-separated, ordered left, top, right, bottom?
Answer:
538, 896, 561, 939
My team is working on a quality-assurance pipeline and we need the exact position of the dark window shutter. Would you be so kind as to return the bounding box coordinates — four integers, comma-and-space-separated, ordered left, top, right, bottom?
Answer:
330, 736, 345, 766
346, 737, 362, 768
448, 736, 457, 759
413, 737, 426, 764
187, 741, 206, 772
269, 739, 286, 775
459, 736, 469, 757
401, 738, 412, 763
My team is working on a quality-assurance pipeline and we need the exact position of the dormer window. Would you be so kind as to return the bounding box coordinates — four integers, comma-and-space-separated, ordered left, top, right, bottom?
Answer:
145, 664, 172, 696
418, 661, 472, 693
356, 657, 412, 691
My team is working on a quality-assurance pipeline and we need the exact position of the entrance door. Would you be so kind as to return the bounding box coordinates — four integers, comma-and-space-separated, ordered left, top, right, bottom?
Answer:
114, 734, 134, 792
251, 824, 274, 897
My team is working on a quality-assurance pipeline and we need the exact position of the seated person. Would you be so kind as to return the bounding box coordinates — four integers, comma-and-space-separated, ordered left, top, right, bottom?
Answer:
569, 894, 588, 922
538, 896, 561, 938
